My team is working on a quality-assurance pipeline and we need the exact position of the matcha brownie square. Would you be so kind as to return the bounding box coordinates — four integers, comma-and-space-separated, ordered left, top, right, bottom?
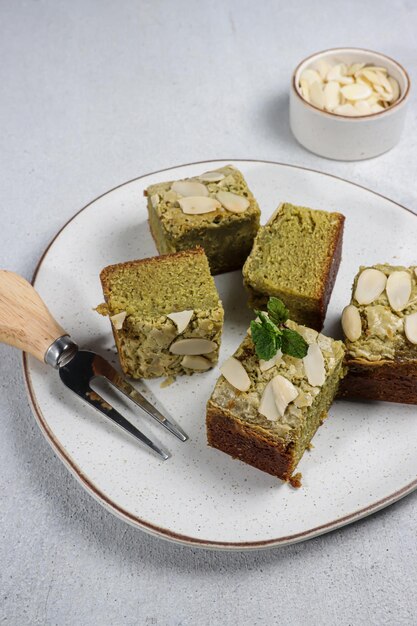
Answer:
242, 203, 345, 330
206, 321, 345, 483
339, 264, 417, 404
99, 247, 224, 379
145, 165, 261, 275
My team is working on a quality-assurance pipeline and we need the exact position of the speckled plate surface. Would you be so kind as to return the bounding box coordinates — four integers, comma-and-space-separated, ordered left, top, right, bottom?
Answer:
24, 160, 417, 550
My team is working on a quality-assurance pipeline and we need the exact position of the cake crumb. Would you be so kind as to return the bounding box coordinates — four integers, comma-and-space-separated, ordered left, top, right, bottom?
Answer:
95, 303, 109, 316
160, 376, 176, 388
306, 442, 314, 451
289, 473, 302, 488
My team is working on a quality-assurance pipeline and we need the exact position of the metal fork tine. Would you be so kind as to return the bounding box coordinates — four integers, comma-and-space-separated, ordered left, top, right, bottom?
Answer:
80, 387, 170, 461
108, 373, 189, 442
92, 355, 188, 442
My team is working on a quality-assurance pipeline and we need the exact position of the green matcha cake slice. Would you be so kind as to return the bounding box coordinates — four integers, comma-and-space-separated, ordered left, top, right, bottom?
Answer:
242, 203, 345, 330
99, 247, 224, 379
145, 165, 261, 275
207, 320, 346, 484
339, 264, 417, 404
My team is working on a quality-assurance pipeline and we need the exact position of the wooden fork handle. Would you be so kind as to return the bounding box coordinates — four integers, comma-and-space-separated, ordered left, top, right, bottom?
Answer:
0, 270, 67, 362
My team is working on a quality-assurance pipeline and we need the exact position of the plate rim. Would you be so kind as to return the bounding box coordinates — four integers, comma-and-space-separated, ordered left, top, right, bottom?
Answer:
22, 158, 417, 550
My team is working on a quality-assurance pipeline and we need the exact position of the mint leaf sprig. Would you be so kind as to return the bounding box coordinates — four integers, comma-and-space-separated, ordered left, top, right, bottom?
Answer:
250, 297, 308, 361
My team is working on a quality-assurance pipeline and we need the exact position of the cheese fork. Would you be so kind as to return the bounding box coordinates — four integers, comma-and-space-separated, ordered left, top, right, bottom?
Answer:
0, 270, 188, 460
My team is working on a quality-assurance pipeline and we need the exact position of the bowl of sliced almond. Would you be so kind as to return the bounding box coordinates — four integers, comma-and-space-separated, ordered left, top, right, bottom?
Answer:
290, 47, 410, 160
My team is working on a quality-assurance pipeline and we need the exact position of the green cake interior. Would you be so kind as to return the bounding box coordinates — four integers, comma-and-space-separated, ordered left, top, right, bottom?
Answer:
102, 249, 219, 319
243, 203, 343, 320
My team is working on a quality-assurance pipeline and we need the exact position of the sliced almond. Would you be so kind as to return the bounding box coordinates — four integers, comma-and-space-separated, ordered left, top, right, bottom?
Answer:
271, 375, 299, 418
169, 338, 217, 355
349, 62, 366, 75
259, 349, 283, 372
354, 268, 387, 305
388, 77, 400, 101
370, 104, 385, 113
366, 66, 388, 74
309, 81, 325, 109
259, 380, 280, 421
404, 312, 417, 344
167, 310, 194, 334
178, 196, 221, 215
374, 84, 394, 102
216, 191, 249, 213
326, 63, 347, 81
220, 357, 251, 392
337, 75, 355, 86
300, 79, 310, 103
341, 304, 362, 341
150, 193, 160, 208
386, 271, 412, 311
164, 189, 178, 203
303, 344, 326, 387
197, 171, 225, 182
354, 100, 372, 115
334, 104, 358, 116
181, 355, 212, 371
341, 83, 372, 101
110, 311, 127, 330
323, 81, 340, 111
316, 59, 331, 80
171, 180, 209, 197
299, 68, 321, 86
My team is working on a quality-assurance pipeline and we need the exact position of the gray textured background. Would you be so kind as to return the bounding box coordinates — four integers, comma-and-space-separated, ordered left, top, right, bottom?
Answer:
1, 1, 416, 625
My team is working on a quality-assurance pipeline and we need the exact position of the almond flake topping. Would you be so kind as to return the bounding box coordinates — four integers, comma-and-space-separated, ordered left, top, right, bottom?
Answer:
181, 355, 212, 371
171, 180, 209, 197
404, 312, 417, 345
197, 171, 225, 182
167, 310, 194, 334
386, 271, 412, 311
303, 344, 326, 387
354, 268, 387, 305
110, 311, 127, 330
259, 379, 280, 421
341, 305, 362, 342
271, 375, 299, 418
169, 338, 217, 355
178, 196, 221, 215
216, 191, 250, 213
220, 357, 251, 392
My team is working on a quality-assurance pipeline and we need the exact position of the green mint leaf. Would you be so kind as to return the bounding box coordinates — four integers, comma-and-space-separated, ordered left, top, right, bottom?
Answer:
281, 328, 309, 358
267, 297, 289, 325
250, 320, 278, 361
256, 311, 280, 334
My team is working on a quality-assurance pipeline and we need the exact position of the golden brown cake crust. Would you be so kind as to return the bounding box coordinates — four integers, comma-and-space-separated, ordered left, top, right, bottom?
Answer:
206, 402, 296, 481
99, 246, 206, 294
316, 214, 345, 329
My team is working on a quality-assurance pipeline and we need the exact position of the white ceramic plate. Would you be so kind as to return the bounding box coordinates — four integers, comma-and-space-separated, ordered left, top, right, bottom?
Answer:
24, 160, 417, 550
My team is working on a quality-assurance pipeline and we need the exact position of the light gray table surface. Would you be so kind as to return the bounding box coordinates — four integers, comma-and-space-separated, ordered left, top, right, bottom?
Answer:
1, 1, 416, 625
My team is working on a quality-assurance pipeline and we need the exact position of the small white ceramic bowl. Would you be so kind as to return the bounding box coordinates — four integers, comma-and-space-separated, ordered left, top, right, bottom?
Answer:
290, 47, 410, 160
